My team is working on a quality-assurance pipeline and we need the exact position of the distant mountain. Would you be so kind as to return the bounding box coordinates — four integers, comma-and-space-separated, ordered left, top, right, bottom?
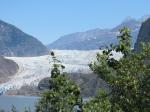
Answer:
0, 20, 48, 56
48, 16, 148, 50
134, 18, 150, 51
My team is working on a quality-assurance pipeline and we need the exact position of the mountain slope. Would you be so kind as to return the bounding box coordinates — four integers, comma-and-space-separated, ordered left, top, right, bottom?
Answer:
48, 17, 144, 50
0, 56, 18, 83
0, 20, 48, 56
134, 18, 150, 51
48, 29, 118, 50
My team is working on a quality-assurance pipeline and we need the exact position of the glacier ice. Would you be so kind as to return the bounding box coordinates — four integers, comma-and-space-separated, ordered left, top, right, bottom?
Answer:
0, 50, 122, 94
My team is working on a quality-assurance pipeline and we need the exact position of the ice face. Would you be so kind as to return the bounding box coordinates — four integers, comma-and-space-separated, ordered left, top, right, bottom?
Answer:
0, 50, 122, 94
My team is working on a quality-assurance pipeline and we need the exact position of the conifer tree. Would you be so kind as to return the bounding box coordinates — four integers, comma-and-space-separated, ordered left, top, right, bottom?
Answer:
90, 27, 150, 111
36, 27, 150, 112
36, 52, 82, 112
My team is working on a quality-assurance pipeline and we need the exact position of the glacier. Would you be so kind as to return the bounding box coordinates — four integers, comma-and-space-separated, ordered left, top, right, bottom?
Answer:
0, 50, 122, 94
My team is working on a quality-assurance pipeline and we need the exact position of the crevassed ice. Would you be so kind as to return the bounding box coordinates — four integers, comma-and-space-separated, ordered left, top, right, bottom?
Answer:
0, 50, 122, 94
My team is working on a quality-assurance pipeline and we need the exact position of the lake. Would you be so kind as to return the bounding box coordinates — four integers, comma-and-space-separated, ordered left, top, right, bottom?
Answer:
0, 96, 89, 112
0, 96, 40, 112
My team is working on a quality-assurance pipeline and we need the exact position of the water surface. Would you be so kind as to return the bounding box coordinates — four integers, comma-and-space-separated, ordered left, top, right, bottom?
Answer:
0, 96, 40, 112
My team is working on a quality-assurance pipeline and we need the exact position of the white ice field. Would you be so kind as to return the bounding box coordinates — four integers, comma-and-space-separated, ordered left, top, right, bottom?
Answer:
0, 50, 122, 94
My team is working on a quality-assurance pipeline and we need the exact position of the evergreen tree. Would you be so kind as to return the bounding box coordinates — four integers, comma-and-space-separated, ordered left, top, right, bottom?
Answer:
36, 27, 150, 112
36, 52, 82, 112
90, 27, 150, 111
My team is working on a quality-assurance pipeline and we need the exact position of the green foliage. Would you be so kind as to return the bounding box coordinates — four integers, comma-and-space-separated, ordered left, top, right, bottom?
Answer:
36, 27, 150, 112
36, 52, 82, 112
11, 105, 17, 112
116, 27, 131, 57
24, 107, 31, 112
83, 89, 112, 112
90, 27, 150, 111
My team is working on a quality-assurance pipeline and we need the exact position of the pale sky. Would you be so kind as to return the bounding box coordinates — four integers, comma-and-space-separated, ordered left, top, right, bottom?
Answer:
0, 0, 149, 44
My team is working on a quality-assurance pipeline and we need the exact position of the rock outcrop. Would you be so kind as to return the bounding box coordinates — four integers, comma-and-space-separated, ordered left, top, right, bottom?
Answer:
6, 73, 108, 97
134, 18, 150, 51
0, 56, 18, 83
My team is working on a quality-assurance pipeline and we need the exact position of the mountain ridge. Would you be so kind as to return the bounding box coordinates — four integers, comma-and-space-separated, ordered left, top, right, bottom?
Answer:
48, 16, 149, 50
0, 19, 48, 56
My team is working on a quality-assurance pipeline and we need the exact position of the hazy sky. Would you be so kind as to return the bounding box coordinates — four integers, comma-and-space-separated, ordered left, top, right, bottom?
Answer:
0, 0, 149, 44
